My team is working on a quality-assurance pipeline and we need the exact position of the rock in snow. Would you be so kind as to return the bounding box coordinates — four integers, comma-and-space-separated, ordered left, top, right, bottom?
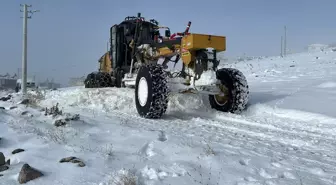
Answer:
18, 163, 44, 184
0, 165, 9, 172
0, 152, 5, 166
12, 148, 25, 155
59, 156, 86, 167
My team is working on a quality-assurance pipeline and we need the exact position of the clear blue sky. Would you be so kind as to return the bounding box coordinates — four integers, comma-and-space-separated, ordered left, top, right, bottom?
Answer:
1, 0, 336, 85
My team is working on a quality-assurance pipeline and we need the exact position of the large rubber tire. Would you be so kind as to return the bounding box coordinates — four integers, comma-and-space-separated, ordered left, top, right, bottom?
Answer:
209, 68, 249, 113
15, 85, 20, 93
135, 64, 169, 119
84, 73, 95, 88
84, 72, 113, 88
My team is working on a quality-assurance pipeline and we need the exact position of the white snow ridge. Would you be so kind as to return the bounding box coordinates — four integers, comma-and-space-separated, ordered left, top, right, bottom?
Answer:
1, 47, 336, 185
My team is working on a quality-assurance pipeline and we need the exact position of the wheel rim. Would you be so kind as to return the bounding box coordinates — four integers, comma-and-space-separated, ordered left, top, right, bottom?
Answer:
214, 84, 229, 106
138, 77, 148, 106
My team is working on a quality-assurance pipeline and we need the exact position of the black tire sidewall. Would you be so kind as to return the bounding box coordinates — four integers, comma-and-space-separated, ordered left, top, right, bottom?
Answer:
218, 69, 234, 108
85, 72, 113, 88
98, 72, 112, 87
209, 68, 248, 113
135, 66, 153, 116
209, 70, 233, 111
84, 73, 94, 88
115, 69, 124, 88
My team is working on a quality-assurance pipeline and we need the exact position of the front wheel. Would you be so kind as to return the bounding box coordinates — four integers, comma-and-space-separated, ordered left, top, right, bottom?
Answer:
209, 68, 249, 113
135, 64, 169, 119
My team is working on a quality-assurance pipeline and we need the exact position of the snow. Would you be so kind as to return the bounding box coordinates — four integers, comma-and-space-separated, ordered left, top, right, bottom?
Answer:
194, 70, 217, 86
1, 46, 336, 185
306, 44, 330, 52
317, 81, 336, 88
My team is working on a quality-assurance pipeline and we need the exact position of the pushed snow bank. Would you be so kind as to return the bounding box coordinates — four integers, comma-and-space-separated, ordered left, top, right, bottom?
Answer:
40, 87, 136, 113
39, 87, 212, 116
194, 70, 217, 86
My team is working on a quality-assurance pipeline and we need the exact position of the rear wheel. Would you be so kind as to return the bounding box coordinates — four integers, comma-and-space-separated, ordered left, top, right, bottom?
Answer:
135, 64, 169, 119
84, 72, 113, 88
209, 68, 249, 113
84, 73, 96, 88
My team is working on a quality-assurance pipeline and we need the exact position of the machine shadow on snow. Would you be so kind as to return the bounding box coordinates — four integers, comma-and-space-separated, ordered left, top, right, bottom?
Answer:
245, 91, 288, 107
0, 137, 14, 149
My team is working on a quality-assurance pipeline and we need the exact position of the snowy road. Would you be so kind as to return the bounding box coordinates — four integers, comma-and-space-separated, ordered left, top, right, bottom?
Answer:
1, 46, 336, 185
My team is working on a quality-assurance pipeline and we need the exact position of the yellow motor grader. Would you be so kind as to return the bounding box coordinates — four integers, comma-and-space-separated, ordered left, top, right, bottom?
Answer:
84, 13, 249, 119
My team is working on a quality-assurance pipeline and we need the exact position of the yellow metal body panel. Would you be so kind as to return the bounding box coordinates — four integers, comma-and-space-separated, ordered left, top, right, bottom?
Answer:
182, 33, 226, 52
181, 49, 195, 66
158, 47, 176, 57
181, 49, 191, 65
99, 52, 112, 73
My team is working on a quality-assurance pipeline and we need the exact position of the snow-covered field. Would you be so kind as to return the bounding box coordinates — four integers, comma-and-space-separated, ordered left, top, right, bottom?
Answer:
1, 45, 336, 185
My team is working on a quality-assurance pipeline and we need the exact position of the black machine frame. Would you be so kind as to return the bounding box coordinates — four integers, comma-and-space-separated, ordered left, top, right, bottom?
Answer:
85, 13, 174, 88
108, 13, 165, 75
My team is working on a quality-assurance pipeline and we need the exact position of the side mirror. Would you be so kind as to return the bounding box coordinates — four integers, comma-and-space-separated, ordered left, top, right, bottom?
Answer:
165, 30, 171, 37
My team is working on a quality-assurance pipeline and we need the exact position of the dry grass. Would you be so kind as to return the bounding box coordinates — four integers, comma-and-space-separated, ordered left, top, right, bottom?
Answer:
108, 169, 138, 185
45, 128, 67, 144
25, 89, 46, 107
44, 103, 63, 117
203, 143, 216, 156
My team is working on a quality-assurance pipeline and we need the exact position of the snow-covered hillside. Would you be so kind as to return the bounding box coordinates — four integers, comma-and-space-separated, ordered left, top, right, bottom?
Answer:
1, 46, 336, 185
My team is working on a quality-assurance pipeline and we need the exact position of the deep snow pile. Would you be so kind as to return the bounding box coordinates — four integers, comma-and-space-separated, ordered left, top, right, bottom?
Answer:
0, 47, 336, 185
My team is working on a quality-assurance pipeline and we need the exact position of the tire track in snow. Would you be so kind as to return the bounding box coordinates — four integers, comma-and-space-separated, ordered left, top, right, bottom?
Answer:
43, 87, 336, 170
3, 105, 335, 185
48, 87, 336, 142
74, 107, 336, 174
39, 87, 336, 183
88, 110, 336, 185
164, 107, 336, 164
